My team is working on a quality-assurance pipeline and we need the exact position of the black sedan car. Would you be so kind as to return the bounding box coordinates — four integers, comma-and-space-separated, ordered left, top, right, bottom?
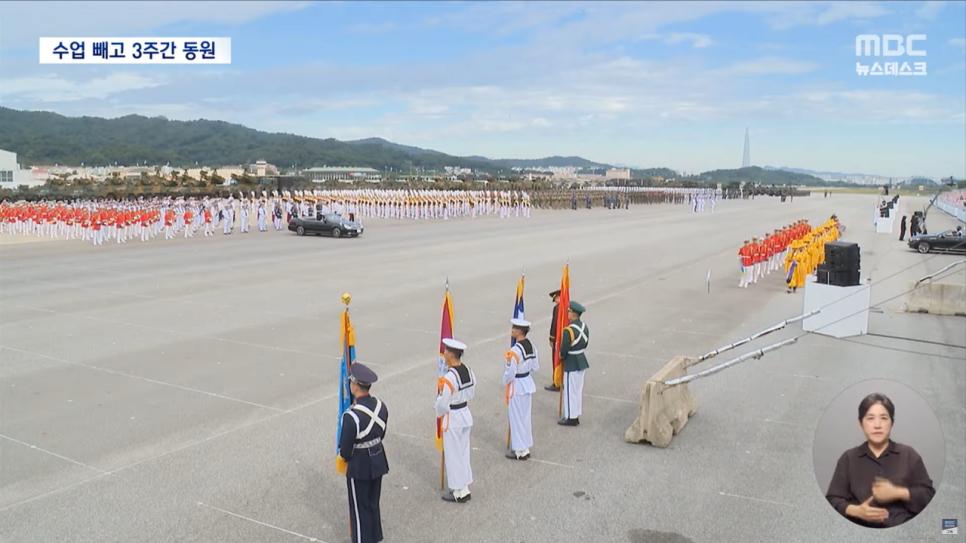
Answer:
908, 228, 966, 254
288, 213, 363, 238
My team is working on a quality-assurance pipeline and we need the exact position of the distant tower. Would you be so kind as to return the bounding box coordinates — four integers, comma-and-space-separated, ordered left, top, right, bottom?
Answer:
741, 128, 751, 168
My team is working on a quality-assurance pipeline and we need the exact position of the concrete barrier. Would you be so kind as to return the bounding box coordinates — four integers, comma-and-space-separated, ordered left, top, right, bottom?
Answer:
624, 355, 697, 448
905, 281, 966, 316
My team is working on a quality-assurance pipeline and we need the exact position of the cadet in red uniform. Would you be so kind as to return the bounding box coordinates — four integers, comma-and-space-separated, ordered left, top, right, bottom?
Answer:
739, 240, 755, 288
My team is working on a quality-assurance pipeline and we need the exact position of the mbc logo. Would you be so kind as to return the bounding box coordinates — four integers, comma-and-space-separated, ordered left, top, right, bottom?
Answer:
855, 34, 927, 57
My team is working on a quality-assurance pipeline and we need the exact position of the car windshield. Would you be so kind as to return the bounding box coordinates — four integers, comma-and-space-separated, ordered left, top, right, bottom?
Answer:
324, 214, 341, 222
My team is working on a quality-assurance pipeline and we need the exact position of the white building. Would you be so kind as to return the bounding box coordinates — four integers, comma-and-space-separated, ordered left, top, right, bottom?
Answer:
248, 160, 279, 177
606, 168, 632, 180
303, 166, 382, 183
0, 149, 43, 188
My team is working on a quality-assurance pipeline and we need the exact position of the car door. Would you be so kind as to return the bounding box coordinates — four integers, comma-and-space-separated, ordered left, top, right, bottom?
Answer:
312, 215, 333, 234
938, 232, 966, 251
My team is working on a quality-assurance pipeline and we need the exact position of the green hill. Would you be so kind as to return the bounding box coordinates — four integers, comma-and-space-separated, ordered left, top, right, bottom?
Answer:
689, 166, 824, 185
0, 108, 615, 174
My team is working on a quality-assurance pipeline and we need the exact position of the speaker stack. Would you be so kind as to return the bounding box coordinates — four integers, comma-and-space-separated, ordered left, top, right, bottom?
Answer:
818, 241, 861, 286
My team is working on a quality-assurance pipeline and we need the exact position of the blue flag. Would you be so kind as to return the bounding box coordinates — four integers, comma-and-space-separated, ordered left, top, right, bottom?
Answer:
336, 309, 356, 452
510, 274, 525, 346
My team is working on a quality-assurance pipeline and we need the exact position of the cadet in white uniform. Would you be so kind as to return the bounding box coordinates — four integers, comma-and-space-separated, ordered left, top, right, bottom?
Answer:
435, 338, 475, 503
504, 318, 538, 460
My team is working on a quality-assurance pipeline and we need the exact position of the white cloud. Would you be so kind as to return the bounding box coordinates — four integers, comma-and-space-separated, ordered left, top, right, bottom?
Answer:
915, 1, 946, 20
792, 89, 964, 121
949, 38, 966, 49
0, 1, 312, 44
666, 32, 713, 48
3, 72, 164, 102
714, 56, 819, 76
761, 1, 890, 29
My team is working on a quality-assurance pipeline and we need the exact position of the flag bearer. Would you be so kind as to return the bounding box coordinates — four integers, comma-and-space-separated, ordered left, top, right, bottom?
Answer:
435, 338, 475, 503
544, 289, 561, 392
504, 318, 538, 460
337, 363, 388, 543
559, 302, 589, 426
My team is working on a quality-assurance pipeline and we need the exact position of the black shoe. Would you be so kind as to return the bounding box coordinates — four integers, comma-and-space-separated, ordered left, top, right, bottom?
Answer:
544, 385, 560, 392
442, 491, 471, 503
557, 418, 578, 426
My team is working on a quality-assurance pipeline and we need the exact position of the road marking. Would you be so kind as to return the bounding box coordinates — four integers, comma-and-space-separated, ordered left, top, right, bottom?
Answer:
197, 501, 327, 542
529, 458, 575, 469
0, 345, 284, 413
0, 433, 107, 474
717, 491, 792, 508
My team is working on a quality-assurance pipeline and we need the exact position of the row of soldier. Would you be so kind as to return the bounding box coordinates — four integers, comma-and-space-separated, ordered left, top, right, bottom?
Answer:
288, 189, 532, 220
0, 189, 535, 245
735, 215, 843, 291
529, 187, 723, 209
737, 219, 812, 288
784, 216, 842, 293
336, 292, 590, 543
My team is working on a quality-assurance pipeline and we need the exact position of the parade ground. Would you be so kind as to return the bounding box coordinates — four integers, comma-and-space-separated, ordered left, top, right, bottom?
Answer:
1, 194, 963, 543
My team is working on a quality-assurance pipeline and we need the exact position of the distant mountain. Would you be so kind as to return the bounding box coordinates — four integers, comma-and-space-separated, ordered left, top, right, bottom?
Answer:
764, 165, 938, 184
344, 137, 449, 158
0, 108, 614, 175
495, 156, 610, 169
691, 166, 824, 185
632, 167, 678, 179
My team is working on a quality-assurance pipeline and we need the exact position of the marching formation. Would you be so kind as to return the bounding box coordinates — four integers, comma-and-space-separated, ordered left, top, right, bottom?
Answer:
735, 215, 843, 292
737, 220, 812, 289
783, 216, 842, 293
0, 189, 532, 245
288, 189, 532, 220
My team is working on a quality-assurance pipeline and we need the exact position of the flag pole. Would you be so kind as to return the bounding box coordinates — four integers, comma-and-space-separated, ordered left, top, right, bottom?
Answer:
557, 261, 569, 418
439, 278, 449, 492
339, 291, 352, 542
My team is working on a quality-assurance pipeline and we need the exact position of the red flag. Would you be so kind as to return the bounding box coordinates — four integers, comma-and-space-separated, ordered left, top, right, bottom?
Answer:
435, 285, 455, 452
552, 265, 570, 389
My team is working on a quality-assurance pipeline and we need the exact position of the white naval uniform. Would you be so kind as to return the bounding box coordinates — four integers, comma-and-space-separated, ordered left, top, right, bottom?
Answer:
434, 364, 475, 495
503, 339, 538, 454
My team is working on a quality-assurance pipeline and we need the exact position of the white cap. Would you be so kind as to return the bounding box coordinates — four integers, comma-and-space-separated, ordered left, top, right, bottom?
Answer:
510, 318, 531, 328
442, 338, 467, 351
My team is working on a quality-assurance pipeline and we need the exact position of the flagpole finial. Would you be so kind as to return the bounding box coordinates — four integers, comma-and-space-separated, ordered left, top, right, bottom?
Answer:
341, 292, 352, 306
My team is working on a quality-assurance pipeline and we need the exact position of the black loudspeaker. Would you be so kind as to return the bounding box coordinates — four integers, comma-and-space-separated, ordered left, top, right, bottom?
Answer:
829, 270, 861, 287
825, 241, 861, 272
816, 263, 831, 284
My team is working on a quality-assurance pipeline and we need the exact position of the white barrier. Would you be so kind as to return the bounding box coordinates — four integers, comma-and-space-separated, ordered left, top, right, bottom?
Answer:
802, 277, 871, 338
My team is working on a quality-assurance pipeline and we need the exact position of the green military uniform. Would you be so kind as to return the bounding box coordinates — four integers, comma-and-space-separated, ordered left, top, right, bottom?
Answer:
559, 301, 589, 425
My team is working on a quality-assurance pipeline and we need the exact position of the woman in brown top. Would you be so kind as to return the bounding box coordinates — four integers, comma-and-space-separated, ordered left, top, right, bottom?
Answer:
826, 393, 936, 528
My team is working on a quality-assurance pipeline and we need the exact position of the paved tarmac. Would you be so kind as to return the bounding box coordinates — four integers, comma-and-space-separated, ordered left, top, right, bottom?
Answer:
1, 193, 963, 543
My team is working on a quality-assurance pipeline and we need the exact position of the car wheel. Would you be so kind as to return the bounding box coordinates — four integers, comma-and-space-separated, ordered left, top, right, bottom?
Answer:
332, 228, 341, 238
296, 225, 305, 236
917, 242, 930, 254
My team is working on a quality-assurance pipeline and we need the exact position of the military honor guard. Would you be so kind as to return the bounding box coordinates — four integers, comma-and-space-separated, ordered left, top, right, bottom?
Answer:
239, 197, 250, 233
434, 338, 476, 502
544, 289, 561, 392
504, 319, 538, 460
558, 302, 590, 426
337, 363, 388, 543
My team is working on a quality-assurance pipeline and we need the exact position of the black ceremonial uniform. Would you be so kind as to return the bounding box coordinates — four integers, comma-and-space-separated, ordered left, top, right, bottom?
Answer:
339, 395, 389, 543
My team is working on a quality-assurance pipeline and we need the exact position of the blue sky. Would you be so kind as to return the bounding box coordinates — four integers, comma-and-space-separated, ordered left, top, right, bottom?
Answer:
1, 1, 964, 177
